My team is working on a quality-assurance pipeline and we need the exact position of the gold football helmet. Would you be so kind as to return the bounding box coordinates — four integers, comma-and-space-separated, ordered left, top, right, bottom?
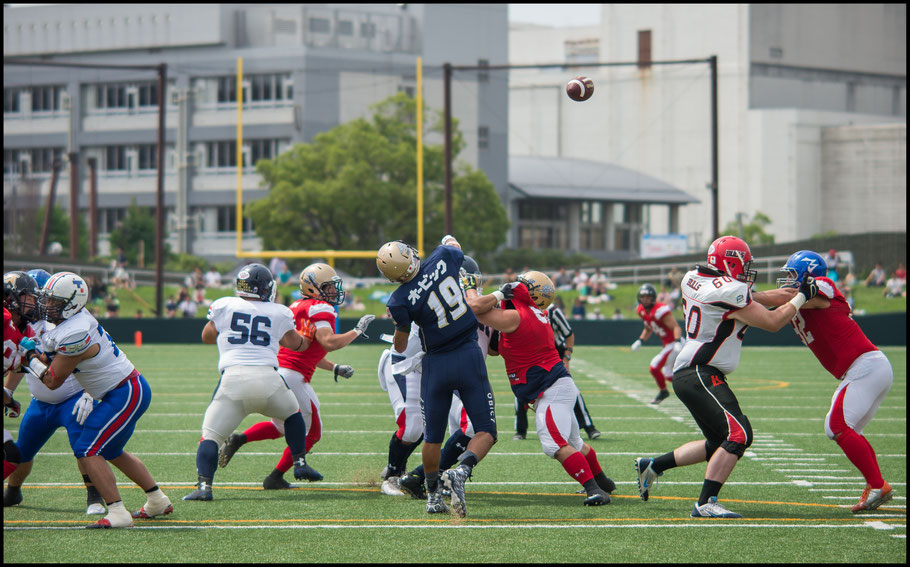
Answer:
299, 263, 345, 306
517, 270, 556, 310
376, 241, 421, 283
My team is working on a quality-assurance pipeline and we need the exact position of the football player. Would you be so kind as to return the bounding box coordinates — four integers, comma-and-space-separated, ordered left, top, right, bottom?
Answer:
513, 296, 602, 439
466, 270, 615, 506
633, 236, 818, 518
216, 263, 374, 488
753, 250, 895, 513
17, 272, 173, 528
3, 271, 104, 514
377, 236, 497, 517
4, 302, 24, 481
630, 283, 684, 405
183, 263, 316, 501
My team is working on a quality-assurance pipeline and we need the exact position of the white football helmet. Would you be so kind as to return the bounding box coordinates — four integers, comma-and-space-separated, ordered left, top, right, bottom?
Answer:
299, 263, 345, 306
41, 272, 89, 323
376, 241, 420, 283
517, 270, 556, 310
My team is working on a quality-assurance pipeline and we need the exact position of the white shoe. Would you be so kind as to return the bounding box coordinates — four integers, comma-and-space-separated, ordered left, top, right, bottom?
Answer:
381, 477, 405, 496
691, 496, 742, 518
86, 502, 106, 515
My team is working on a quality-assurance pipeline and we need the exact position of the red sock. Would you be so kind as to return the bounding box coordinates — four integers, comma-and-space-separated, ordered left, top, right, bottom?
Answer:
583, 447, 603, 476
836, 428, 884, 488
243, 421, 282, 442
4, 461, 17, 480
649, 367, 666, 390
276, 446, 293, 474
561, 451, 594, 486
305, 402, 321, 453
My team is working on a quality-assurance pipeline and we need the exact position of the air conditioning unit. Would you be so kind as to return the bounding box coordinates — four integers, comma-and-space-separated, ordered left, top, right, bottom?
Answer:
169, 88, 181, 105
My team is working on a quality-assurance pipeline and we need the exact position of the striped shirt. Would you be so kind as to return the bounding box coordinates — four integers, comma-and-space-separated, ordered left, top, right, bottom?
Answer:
546, 305, 573, 347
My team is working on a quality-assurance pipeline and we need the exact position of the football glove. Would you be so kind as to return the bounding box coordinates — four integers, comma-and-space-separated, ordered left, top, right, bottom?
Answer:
354, 314, 375, 338
72, 392, 95, 425
460, 271, 478, 291
3, 387, 20, 419
798, 273, 819, 302
17, 337, 38, 359
630, 339, 642, 351
498, 282, 520, 300
333, 364, 354, 382
299, 321, 317, 342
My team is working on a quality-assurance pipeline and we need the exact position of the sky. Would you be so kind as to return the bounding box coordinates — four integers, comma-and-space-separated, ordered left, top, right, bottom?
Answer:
508, 3, 602, 27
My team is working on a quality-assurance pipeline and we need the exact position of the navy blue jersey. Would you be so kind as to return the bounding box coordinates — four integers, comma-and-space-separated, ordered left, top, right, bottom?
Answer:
386, 245, 478, 354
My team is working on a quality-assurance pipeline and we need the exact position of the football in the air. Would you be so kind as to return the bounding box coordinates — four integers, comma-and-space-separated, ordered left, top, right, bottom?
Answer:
566, 76, 594, 102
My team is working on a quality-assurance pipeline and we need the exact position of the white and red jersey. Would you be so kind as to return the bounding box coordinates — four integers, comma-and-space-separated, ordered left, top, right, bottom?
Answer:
636, 302, 676, 346
277, 298, 336, 382
790, 276, 877, 379
498, 285, 563, 401
27, 319, 83, 404
674, 266, 751, 375
3, 308, 23, 374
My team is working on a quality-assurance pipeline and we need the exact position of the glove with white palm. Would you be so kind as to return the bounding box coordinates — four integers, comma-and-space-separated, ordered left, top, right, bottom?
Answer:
72, 392, 95, 425
354, 315, 375, 338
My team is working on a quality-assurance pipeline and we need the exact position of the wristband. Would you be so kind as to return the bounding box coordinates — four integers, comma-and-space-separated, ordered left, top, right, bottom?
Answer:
788, 294, 807, 311
564, 354, 571, 361
492, 290, 505, 302
565, 347, 573, 353
26, 356, 49, 379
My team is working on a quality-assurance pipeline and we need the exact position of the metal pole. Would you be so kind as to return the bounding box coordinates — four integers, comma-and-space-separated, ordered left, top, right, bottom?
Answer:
88, 158, 97, 258
443, 62, 453, 235
68, 152, 78, 260
38, 160, 61, 255
155, 63, 167, 317
709, 55, 719, 241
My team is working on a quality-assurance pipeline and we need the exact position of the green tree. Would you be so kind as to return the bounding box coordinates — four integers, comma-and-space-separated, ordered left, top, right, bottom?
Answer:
31, 204, 89, 258
247, 92, 509, 276
108, 198, 166, 266
722, 211, 775, 245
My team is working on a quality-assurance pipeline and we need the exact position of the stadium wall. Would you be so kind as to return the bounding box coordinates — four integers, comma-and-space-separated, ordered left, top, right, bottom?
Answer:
102, 312, 906, 348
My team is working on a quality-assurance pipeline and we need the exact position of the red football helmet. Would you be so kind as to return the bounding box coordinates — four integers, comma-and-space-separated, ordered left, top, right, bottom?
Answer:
706, 236, 757, 285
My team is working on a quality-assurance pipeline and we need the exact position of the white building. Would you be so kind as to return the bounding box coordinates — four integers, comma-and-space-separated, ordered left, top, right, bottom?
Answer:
509, 4, 906, 250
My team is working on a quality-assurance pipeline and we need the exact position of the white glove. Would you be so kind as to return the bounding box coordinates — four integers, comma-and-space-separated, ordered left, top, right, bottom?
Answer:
72, 392, 95, 425
631, 339, 642, 351
441, 234, 457, 246
333, 364, 354, 382
673, 338, 684, 352
354, 314, 375, 338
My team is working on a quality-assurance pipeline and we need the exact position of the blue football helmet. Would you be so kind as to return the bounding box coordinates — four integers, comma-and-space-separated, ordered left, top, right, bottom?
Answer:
27, 268, 52, 290
777, 250, 827, 289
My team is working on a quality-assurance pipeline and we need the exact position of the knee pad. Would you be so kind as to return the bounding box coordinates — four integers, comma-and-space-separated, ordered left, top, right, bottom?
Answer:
704, 440, 720, 460
4, 440, 21, 465
720, 440, 749, 458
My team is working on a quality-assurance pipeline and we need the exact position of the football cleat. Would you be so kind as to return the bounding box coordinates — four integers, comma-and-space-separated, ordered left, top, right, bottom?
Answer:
635, 457, 661, 501
263, 474, 295, 490
86, 516, 133, 529
218, 433, 246, 468
398, 474, 427, 500
586, 428, 602, 440
512, 433, 526, 440
87, 508, 134, 529
441, 464, 471, 518
691, 496, 742, 518
4, 485, 23, 507
583, 488, 611, 506
426, 490, 450, 514
131, 495, 173, 519
293, 462, 324, 482
650, 389, 671, 405
851, 482, 893, 513
597, 475, 616, 494
381, 476, 405, 496
86, 502, 107, 515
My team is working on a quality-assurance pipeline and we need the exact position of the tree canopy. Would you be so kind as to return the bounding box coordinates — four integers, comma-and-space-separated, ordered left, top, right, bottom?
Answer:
246, 93, 509, 275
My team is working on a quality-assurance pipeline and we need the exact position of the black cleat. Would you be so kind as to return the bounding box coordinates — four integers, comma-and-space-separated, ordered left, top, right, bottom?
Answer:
4, 485, 23, 507
650, 389, 671, 405
583, 488, 611, 506
586, 427, 602, 440
218, 433, 246, 468
263, 474, 296, 490
398, 473, 427, 500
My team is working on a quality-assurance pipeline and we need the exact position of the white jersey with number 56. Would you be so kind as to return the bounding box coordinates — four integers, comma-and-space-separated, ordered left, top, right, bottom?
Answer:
208, 296, 295, 373
42, 309, 135, 399
673, 267, 751, 375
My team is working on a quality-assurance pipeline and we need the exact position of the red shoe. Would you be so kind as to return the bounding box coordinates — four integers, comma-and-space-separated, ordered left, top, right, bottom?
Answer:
131, 503, 174, 519
851, 481, 893, 513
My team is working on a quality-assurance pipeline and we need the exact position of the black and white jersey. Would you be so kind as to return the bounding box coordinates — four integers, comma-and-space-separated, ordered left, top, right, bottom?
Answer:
673, 266, 751, 375
546, 305, 573, 347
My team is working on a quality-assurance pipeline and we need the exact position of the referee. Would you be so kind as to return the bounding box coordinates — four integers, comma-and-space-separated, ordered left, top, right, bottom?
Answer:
512, 300, 601, 440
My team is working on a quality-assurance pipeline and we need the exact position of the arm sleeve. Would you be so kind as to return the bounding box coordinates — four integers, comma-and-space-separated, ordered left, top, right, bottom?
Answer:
56, 329, 94, 356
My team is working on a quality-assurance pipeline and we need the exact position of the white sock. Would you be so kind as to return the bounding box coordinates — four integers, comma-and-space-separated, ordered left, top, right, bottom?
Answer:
106, 501, 133, 527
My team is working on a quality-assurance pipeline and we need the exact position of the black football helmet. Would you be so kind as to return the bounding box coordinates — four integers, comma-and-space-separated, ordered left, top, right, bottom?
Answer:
637, 283, 657, 309
235, 263, 276, 302
3, 271, 41, 322
462, 255, 481, 278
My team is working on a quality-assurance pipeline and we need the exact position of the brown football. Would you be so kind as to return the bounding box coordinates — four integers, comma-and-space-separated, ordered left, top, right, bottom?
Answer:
566, 76, 594, 102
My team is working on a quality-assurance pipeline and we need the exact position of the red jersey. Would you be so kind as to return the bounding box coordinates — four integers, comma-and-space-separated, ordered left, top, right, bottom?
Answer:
791, 276, 876, 379
636, 302, 675, 346
4, 308, 24, 374
498, 285, 563, 402
276, 298, 336, 382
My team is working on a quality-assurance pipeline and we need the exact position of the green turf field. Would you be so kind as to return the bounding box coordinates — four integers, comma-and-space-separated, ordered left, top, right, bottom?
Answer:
3, 344, 906, 563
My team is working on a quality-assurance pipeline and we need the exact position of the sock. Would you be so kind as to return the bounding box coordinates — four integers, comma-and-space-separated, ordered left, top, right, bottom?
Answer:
387, 434, 413, 477
583, 447, 603, 476
3, 461, 17, 479
426, 470, 440, 493
144, 484, 159, 494
283, 412, 307, 456
561, 451, 594, 485
243, 422, 281, 442
267, 468, 285, 481
581, 477, 601, 495
651, 451, 677, 475
276, 447, 293, 474
457, 451, 478, 475
650, 366, 667, 390
698, 479, 724, 506
196, 439, 218, 479
836, 428, 885, 489
441, 432, 472, 470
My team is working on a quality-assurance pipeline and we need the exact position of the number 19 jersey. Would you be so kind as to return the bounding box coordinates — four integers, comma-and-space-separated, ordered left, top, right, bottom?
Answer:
674, 266, 751, 376
208, 296, 295, 373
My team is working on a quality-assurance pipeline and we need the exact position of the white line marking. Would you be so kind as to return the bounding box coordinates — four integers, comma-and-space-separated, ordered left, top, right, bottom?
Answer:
864, 521, 895, 530
4, 523, 906, 531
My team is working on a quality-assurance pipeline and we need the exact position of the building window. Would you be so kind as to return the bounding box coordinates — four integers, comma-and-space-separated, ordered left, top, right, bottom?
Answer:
478, 59, 489, 83
248, 139, 285, 167
217, 77, 237, 103
478, 126, 489, 150
30, 86, 65, 113
92, 81, 158, 110
105, 146, 128, 171
216, 205, 253, 233
137, 144, 158, 171
205, 141, 237, 169
519, 201, 568, 221
360, 21, 376, 39
337, 20, 353, 36
28, 148, 65, 174
98, 207, 127, 234
309, 18, 330, 33
638, 29, 652, 69
4, 89, 21, 114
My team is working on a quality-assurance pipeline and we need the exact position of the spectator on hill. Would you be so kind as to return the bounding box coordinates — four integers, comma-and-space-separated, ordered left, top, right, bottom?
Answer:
105, 293, 120, 318
503, 267, 517, 283
135, 310, 144, 319
553, 267, 573, 291
572, 269, 589, 294
611, 308, 624, 320
883, 276, 905, 299
893, 263, 906, 284
165, 295, 179, 319
666, 266, 684, 291
657, 284, 674, 308
87, 275, 108, 303
865, 263, 886, 287
204, 267, 222, 288
571, 296, 586, 320
178, 292, 198, 318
